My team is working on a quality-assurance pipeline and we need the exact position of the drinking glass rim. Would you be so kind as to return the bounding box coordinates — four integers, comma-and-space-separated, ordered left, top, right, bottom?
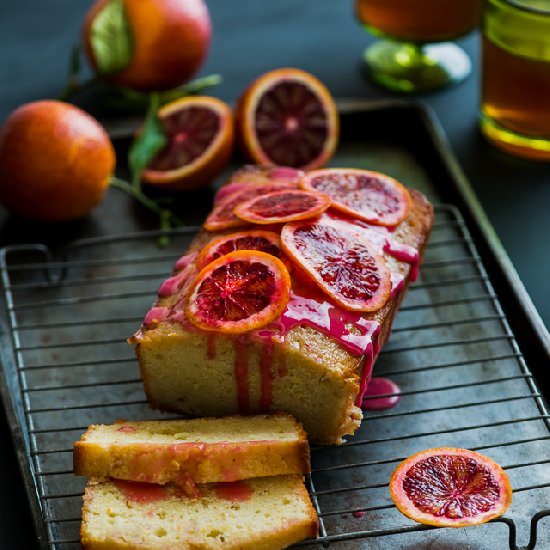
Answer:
501, 0, 550, 16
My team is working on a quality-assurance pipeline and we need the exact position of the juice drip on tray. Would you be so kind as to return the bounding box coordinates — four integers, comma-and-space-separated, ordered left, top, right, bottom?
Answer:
362, 377, 401, 410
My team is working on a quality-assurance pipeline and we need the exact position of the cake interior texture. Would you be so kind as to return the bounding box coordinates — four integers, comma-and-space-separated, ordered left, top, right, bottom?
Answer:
131, 166, 434, 445
81, 475, 318, 550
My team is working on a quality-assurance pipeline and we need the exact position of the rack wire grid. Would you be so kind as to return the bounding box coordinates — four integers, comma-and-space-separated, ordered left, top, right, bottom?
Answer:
1, 204, 550, 550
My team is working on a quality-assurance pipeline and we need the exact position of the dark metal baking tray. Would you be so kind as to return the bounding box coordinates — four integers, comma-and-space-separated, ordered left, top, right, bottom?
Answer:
1, 100, 550, 549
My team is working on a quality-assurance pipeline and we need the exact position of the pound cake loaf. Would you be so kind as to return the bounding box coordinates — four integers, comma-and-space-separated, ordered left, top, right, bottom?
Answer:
74, 413, 310, 488
131, 165, 434, 444
81, 475, 319, 549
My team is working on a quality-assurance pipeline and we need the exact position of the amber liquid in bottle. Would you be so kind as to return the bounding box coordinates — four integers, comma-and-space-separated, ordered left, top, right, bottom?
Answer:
355, 0, 482, 42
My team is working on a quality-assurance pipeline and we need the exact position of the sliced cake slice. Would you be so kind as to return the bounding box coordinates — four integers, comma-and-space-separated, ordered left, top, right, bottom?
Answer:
81, 475, 318, 550
74, 413, 310, 488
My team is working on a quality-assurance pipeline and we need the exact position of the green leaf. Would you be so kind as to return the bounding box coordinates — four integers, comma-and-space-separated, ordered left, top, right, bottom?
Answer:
89, 0, 133, 75
129, 93, 167, 188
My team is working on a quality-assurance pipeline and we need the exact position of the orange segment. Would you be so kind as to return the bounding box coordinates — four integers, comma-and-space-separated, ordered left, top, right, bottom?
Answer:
234, 190, 331, 224
389, 447, 513, 528
281, 218, 391, 312
141, 96, 233, 191
185, 250, 291, 334
235, 68, 339, 170
195, 230, 281, 270
300, 168, 412, 227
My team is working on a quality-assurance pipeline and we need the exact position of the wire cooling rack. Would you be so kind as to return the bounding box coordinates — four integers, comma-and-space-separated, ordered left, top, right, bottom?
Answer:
1, 205, 550, 549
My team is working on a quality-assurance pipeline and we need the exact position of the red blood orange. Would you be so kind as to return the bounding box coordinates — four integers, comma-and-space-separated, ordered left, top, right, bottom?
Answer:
235, 68, 339, 170
204, 182, 291, 232
234, 190, 331, 225
83, 0, 211, 92
195, 230, 281, 270
281, 218, 391, 312
141, 96, 233, 191
185, 250, 291, 334
390, 447, 513, 528
300, 168, 412, 226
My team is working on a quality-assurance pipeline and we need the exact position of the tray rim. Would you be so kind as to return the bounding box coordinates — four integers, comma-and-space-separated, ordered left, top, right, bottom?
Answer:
1, 98, 549, 549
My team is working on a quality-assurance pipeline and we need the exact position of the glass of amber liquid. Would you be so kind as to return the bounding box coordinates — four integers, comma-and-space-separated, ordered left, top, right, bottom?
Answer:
355, 0, 482, 92
482, 0, 550, 160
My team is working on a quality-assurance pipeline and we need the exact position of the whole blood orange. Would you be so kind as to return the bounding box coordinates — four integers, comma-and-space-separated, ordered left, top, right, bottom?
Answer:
0, 100, 115, 222
281, 218, 391, 312
390, 447, 513, 528
83, 0, 211, 92
234, 190, 331, 225
195, 230, 281, 270
300, 168, 411, 226
185, 250, 291, 334
235, 68, 339, 170
141, 96, 233, 191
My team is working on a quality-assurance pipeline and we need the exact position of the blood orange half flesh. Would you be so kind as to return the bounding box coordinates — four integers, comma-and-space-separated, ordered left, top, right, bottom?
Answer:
236, 68, 339, 170
234, 190, 331, 224
390, 447, 513, 528
281, 218, 391, 312
195, 230, 281, 270
300, 168, 411, 226
142, 96, 233, 191
185, 250, 291, 334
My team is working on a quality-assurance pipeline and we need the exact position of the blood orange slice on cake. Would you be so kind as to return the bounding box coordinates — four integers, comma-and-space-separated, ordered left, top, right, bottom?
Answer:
204, 182, 291, 232
141, 96, 233, 191
234, 190, 331, 224
390, 447, 513, 528
195, 230, 281, 269
235, 68, 339, 170
300, 168, 412, 226
185, 250, 291, 334
281, 218, 391, 312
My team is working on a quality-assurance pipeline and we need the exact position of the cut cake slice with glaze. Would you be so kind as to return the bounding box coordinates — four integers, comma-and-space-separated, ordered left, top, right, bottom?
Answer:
81, 475, 319, 550
74, 413, 310, 488
131, 166, 434, 445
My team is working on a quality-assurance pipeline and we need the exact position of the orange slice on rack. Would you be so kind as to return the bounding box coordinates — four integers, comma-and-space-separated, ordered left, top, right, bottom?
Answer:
195, 230, 281, 270
390, 447, 513, 528
300, 168, 411, 226
185, 250, 290, 334
141, 96, 233, 191
235, 68, 339, 169
234, 189, 331, 225
281, 218, 391, 312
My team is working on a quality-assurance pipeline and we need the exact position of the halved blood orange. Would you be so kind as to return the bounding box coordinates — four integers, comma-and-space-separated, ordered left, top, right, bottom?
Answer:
390, 447, 513, 528
195, 230, 281, 270
204, 182, 291, 232
141, 96, 233, 191
300, 168, 412, 226
234, 190, 331, 225
281, 218, 391, 312
185, 250, 290, 334
235, 68, 339, 170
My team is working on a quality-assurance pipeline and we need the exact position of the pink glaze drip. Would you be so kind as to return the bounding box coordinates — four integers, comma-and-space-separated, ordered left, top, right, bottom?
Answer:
234, 337, 250, 413
158, 271, 187, 297
116, 425, 137, 433
214, 481, 252, 502
353, 511, 366, 518
144, 306, 169, 327
114, 480, 169, 504
259, 339, 274, 411
174, 252, 198, 272
362, 377, 401, 410
207, 333, 217, 360
277, 352, 287, 378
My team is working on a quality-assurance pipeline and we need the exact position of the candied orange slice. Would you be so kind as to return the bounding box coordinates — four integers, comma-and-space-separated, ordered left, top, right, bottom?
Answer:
235, 68, 339, 170
390, 447, 513, 528
195, 230, 281, 270
185, 250, 290, 334
141, 96, 233, 191
234, 190, 331, 225
300, 168, 412, 226
281, 218, 391, 312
